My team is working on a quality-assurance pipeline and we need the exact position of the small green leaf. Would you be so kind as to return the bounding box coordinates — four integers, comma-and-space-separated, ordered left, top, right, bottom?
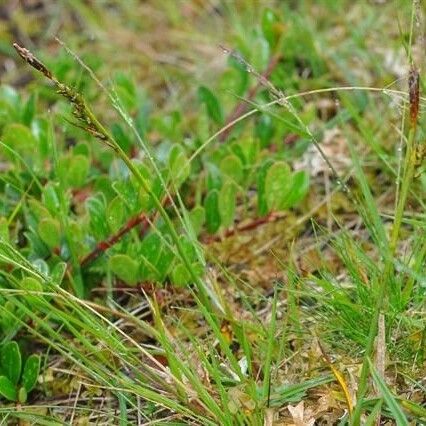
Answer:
219, 154, 244, 184
0, 301, 16, 333
42, 183, 60, 214
219, 181, 237, 228
0, 216, 9, 242
261, 8, 281, 47
1, 341, 21, 385
20, 277, 43, 307
107, 197, 126, 232
109, 254, 139, 286
171, 263, 191, 286
198, 86, 223, 125
265, 161, 292, 212
204, 190, 221, 234
189, 206, 205, 236
21, 93, 36, 126
51, 261, 67, 286
37, 218, 61, 248
282, 170, 310, 208
1, 123, 36, 160
168, 145, 190, 186
0, 376, 17, 401
255, 114, 275, 148
18, 386, 27, 403
114, 72, 138, 111
22, 355, 40, 393
68, 154, 90, 188
257, 160, 274, 216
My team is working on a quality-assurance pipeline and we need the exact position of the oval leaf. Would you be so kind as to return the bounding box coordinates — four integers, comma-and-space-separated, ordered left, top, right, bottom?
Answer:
282, 170, 310, 209
22, 354, 40, 393
0, 376, 17, 401
68, 154, 90, 188
265, 161, 292, 212
220, 154, 244, 184
107, 196, 126, 232
261, 8, 280, 47
1, 341, 21, 385
204, 190, 221, 234
37, 218, 61, 248
109, 254, 139, 286
198, 86, 223, 125
219, 181, 237, 228
21, 277, 43, 307
168, 144, 190, 187
257, 160, 274, 216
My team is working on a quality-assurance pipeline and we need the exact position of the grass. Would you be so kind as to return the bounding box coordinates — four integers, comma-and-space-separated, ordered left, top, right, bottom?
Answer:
0, 1, 425, 424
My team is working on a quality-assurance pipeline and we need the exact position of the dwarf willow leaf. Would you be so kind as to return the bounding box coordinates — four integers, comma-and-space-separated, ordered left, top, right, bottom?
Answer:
204, 190, 221, 234
257, 159, 274, 216
1, 123, 36, 161
68, 154, 90, 188
171, 263, 190, 286
198, 86, 223, 125
0, 376, 17, 401
1, 341, 21, 386
168, 144, 190, 187
219, 181, 237, 228
107, 196, 126, 232
22, 354, 40, 393
283, 170, 310, 208
37, 218, 61, 248
109, 254, 139, 286
220, 154, 244, 184
265, 161, 292, 211
189, 206, 205, 236
261, 8, 280, 47
21, 277, 43, 307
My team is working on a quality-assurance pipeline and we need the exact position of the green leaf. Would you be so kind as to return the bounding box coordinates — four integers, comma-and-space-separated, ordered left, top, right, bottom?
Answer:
198, 86, 223, 125
68, 154, 90, 188
86, 195, 109, 239
51, 261, 67, 286
219, 181, 237, 228
1, 123, 37, 161
257, 160, 274, 216
0, 301, 16, 333
219, 154, 244, 184
0, 216, 9, 242
42, 183, 60, 214
20, 277, 43, 307
18, 386, 27, 403
114, 72, 138, 111
109, 254, 139, 286
282, 170, 310, 209
171, 263, 191, 286
107, 197, 126, 232
265, 161, 293, 212
189, 206, 205, 236
22, 354, 40, 393
261, 8, 280, 47
255, 114, 275, 148
1, 341, 21, 385
37, 218, 61, 248
21, 93, 37, 126
204, 190, 221, 234
0, 376, 17, 401
168, 144, 190, 186
368, 358, 409, 426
